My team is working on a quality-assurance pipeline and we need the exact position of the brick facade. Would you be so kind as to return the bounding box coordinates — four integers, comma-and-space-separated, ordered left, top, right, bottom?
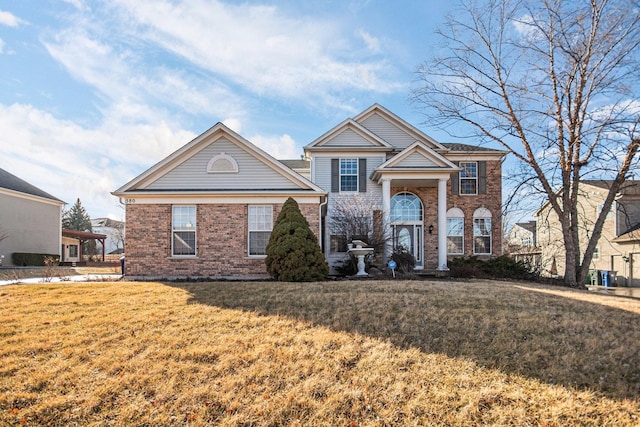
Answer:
125, 202, 321, 279
390, 159, 503, 270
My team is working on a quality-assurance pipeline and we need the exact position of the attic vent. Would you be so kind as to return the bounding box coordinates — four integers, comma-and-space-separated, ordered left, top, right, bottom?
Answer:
207, 152, 238, 174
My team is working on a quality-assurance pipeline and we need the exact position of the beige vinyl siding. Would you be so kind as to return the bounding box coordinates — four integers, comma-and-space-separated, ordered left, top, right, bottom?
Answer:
393, 151, 438, 168
320, 128, 380, 148
359, 113, 416, 150
0, 193, 61, 264
313, 157, 333, 191
144, 138, 302, 190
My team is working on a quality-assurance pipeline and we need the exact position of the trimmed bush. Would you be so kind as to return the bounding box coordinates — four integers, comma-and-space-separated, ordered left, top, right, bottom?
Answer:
448, 256, 538, 280
265, 198, 328, 282
12, 253, 60, 267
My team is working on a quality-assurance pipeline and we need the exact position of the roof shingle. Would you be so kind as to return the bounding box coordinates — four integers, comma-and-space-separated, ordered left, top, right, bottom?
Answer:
0, 168, 63, 202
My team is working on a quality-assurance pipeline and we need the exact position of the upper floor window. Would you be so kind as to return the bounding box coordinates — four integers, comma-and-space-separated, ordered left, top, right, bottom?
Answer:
340, 159, 358, 192
248, 205, 273, 256
172, 206, 196, 256
460, 162, 478, 195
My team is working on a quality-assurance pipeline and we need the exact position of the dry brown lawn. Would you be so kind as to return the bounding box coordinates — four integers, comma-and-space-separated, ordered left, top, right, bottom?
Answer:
1, 279, 639, 426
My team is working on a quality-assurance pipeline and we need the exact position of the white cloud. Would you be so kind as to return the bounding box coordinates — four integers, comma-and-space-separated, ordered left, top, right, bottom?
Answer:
43, 27, 246, 124
358, 29, 381, 53
108, 0, 402, 103
0, 103, 194, 218
62, 0, 88, 10
0, 38, 4, 54
512, 14, 545, 43
250, 133, 300, 160
0, 10, 22, 27
222, 118, 242, 133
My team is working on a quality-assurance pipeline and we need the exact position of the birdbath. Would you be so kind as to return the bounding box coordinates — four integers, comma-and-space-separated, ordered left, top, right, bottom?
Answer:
348, 240, 374, 276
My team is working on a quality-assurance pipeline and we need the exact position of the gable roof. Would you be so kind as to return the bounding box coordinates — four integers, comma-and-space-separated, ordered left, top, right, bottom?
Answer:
0, 167, 64, 203
371, 142, 459, 183
377, 142, 459, 170
113, 122, 325, 196
304, 118, 393, 151
354, 104, 447, 151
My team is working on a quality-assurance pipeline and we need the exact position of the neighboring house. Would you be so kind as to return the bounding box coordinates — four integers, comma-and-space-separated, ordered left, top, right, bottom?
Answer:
0, 167, 65, 266
507, 221, 537, 249
536, 180, 640, 286
113, 104, 506, 278
92, 218, 125, 254
506, 220, 541, 271
61, 229, 107, 264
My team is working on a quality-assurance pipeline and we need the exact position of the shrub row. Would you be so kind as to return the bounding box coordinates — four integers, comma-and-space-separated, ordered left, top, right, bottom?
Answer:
12, 253, 60, 267
448, 256, 539, 280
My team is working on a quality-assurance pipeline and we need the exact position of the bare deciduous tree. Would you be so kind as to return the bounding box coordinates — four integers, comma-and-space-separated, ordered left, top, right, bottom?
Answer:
329, 195, 391, 259
414, 0, 640, 287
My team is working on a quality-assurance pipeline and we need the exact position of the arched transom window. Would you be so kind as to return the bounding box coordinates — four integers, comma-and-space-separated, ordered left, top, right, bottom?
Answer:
207, 152, 238, 173
391, 192, 423, 222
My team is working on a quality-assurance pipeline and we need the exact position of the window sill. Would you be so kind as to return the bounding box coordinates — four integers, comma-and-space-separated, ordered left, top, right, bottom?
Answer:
169, 255, 198, 259
247, 255, 267, 259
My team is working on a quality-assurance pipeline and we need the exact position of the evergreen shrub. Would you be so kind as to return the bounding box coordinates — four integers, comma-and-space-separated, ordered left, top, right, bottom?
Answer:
12, 253, 60, 266
448, 256, 538, 280
265, 198, 328, 281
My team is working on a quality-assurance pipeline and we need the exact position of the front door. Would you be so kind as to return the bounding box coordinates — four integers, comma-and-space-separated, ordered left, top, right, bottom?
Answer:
391, 192, 424, 269
394, 224, 423, 268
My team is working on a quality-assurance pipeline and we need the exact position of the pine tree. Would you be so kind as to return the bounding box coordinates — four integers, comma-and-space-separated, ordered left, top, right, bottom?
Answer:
265, 198, 328, 282
63, 198, 92, 231
62, 198, 96, 256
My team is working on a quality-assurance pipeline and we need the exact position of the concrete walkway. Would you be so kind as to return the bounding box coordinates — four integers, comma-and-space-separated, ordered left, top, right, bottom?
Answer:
586, 285, 640, 298
0, 274, 123, 287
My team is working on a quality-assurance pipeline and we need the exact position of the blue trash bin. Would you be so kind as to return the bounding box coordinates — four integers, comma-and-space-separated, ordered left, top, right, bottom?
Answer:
600, 270, 610, 287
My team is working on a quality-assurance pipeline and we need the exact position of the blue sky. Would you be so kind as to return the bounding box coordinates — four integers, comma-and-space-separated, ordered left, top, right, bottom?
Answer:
0, 0, 460, 220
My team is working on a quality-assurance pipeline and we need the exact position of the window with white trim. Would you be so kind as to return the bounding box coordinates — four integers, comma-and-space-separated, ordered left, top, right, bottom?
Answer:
340, 159, 358, 192
473, 207, 492, 255
446, 208, 465, 255
459, 162, 478, 195
248, 205, 273, 256
172, 206, 196, 256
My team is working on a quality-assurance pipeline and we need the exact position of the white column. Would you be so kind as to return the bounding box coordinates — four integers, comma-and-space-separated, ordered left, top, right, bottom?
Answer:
437, 178, 449, 270
381, 179, 391, 262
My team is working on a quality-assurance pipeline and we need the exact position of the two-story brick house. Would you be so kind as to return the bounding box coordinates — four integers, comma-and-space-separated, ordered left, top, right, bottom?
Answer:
113, 104, 506, 279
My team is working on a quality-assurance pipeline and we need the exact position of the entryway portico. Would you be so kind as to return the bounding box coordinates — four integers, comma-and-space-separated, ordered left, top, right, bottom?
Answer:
373, 142, 460, 271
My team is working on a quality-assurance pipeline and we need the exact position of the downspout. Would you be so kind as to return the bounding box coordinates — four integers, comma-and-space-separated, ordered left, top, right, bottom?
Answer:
319, 195, 328, 254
